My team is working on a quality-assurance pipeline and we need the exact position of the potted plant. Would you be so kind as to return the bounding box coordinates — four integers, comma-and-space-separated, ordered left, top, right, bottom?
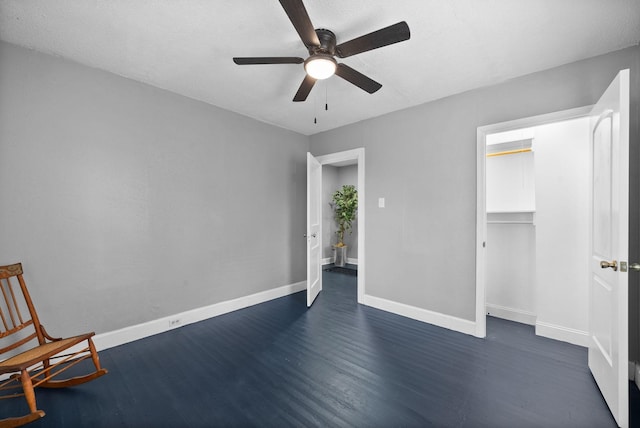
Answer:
331, 184, 358, 267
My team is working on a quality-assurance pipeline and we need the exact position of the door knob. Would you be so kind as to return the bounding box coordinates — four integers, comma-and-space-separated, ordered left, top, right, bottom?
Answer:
630, 263, 640, 272
600, 260, 618, 271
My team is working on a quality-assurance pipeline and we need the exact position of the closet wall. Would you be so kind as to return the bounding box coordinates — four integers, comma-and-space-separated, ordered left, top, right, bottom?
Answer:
485, 117, 590, 345
534, 118, 590, 342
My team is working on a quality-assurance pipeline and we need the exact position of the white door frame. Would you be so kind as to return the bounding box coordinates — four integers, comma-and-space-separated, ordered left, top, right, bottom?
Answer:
475, 106, 593, 338
316, 148, 365, 304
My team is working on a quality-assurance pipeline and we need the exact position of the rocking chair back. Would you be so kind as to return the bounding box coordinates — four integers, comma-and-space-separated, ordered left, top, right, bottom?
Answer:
0, 263, 45, 358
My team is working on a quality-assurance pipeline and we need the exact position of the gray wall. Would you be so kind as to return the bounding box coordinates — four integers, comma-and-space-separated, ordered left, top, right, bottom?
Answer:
310, 45, 640, 360
0, 41, 308, 336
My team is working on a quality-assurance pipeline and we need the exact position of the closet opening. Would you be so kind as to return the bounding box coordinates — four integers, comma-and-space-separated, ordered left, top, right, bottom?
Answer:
476, 107, 592, 345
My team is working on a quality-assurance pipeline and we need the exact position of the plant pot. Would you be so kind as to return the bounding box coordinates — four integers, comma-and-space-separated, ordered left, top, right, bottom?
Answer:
334, 245, 347, 267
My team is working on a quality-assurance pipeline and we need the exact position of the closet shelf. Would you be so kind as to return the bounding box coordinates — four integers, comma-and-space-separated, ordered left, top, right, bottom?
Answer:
486, 210, 535, 214
487, 211, 535, 225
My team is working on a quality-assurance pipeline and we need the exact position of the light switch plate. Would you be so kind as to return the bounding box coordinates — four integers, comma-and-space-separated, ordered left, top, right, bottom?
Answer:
378, 197, 385, 208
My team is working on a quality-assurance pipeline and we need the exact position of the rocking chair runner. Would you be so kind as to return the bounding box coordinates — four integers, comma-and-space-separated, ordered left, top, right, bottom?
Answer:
0, 263, 107, 427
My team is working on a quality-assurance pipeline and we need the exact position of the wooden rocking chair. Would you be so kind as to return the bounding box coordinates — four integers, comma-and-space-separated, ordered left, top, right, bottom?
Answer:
0, 263, 107, 427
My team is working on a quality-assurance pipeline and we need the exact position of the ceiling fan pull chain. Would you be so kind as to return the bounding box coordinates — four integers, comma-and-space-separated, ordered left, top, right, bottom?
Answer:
325, 82, 329, 111
314, 87, 319, 124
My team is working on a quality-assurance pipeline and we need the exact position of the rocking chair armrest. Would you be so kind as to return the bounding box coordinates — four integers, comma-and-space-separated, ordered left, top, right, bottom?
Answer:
40, 325, 62, 341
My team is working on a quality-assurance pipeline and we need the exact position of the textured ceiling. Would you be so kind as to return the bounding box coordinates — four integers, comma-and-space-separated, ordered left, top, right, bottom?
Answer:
1, 1, 639, 136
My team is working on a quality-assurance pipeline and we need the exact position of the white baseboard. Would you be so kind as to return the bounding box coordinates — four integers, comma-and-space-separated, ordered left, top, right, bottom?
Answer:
347, 258, 358, 265
93, 280, 306, 351
636, 363, 640, 389
629, 361, 637, 381
363, 294, 476, 336
535, 321, 589, 347
486, 303, 536, 326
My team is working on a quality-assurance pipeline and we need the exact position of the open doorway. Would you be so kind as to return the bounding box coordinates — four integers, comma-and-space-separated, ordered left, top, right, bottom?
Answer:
322, 163, 358, 266
314, 148, 365, 304
475, 106, 592, 340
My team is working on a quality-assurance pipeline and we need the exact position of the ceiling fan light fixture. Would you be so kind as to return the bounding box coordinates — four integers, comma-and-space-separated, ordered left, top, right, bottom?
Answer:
304, 54, 337, 80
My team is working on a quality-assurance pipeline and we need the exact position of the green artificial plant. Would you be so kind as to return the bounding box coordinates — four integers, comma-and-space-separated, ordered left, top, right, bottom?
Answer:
331, 184, 358, 247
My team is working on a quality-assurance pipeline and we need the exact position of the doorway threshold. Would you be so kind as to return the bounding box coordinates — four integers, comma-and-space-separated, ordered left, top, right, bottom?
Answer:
323, 263, 358, 276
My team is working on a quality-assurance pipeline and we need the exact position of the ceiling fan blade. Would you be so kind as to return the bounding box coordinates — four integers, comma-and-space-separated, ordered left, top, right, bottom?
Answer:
233, 57, 304, 65
293, 74, 317, 102
336, 21, 410, 58
279, 0, 320, 48
335, 63, 382, 94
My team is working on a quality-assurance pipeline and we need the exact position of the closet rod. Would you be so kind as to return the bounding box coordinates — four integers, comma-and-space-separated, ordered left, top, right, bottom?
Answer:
486, 148, 532, 158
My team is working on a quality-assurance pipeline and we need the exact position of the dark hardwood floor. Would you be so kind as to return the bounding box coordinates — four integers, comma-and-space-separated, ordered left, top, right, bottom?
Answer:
2, 267, 636, 427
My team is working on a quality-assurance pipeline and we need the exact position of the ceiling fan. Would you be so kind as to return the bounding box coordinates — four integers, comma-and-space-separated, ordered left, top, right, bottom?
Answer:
233, 0, 411, 102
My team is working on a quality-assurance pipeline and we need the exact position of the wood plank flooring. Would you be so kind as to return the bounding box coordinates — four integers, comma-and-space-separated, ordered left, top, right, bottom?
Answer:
2, 267, 635, 427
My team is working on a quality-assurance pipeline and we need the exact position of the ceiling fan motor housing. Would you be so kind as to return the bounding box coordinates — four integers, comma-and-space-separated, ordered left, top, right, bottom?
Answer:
304, 28, 338, 80
311, 28, 336, 56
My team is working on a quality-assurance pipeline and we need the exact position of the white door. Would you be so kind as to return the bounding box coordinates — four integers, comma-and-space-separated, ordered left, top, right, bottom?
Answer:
307, 152, 322, 306
588, 69, 630, 428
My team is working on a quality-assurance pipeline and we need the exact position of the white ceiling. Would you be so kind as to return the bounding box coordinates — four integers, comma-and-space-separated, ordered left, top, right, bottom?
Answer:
1, 1, 639, 136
